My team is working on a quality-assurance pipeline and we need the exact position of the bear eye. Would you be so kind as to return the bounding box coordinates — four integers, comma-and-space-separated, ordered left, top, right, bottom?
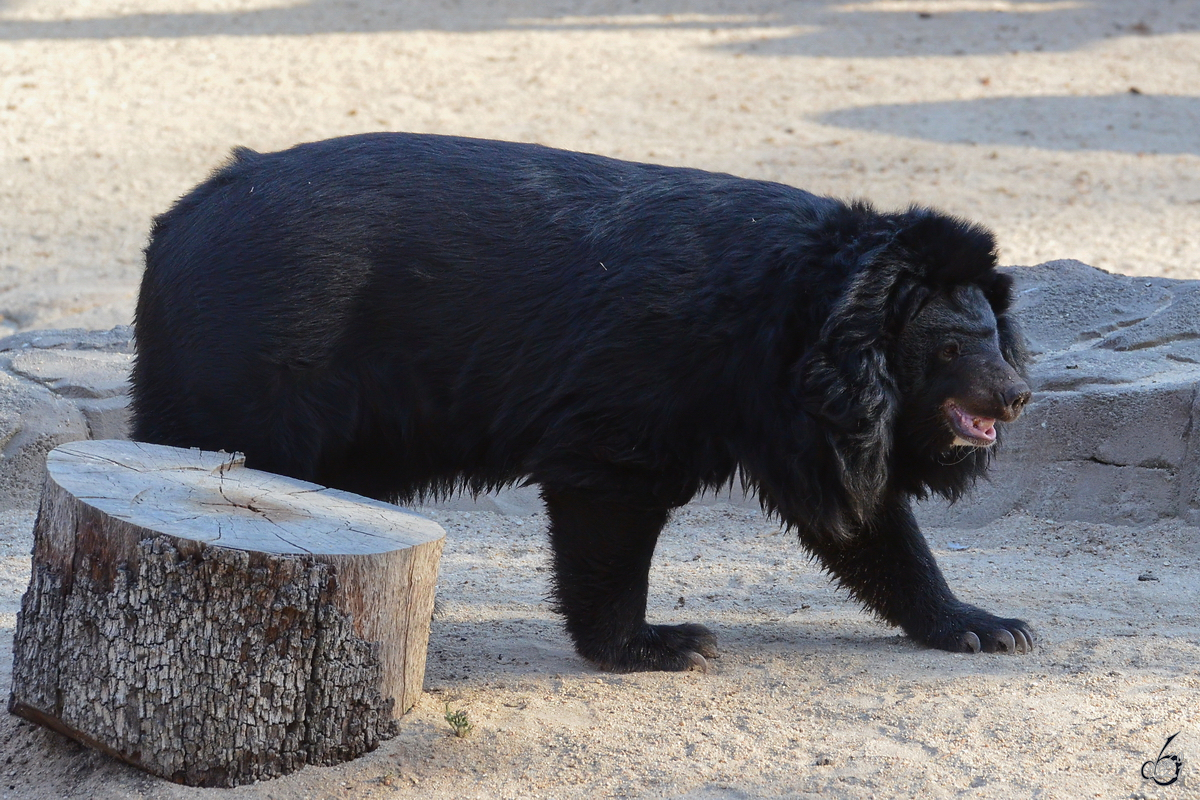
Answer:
940, 342, 960, 361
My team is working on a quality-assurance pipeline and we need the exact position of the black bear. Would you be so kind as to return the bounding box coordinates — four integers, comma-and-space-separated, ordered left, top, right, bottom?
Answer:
131, 133, 1033, 672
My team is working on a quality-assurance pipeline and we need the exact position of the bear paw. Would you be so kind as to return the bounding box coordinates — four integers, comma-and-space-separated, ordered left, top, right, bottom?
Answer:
585, 622, 719, 673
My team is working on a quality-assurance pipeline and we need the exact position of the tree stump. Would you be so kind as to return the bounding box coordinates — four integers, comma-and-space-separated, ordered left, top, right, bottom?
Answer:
8, 439, 445, 787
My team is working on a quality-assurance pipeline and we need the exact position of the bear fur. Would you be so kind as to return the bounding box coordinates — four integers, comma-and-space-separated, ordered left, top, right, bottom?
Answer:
132, 133, 1032, 671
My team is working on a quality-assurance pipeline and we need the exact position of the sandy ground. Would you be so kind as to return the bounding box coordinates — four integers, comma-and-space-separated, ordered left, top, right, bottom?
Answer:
2, 0, 1200, 797
0, 505, 1198, 799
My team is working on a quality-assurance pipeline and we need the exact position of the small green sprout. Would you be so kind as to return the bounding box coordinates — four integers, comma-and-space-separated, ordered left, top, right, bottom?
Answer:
444, 703, 472, 738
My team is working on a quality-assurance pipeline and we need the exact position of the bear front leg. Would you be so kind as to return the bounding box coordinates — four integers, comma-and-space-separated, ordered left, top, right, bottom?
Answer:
805, 496, 1033, 654
541, 486, 718, 672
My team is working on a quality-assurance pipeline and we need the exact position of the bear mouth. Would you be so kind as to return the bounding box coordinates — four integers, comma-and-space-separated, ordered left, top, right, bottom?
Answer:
944, 400, 997, 447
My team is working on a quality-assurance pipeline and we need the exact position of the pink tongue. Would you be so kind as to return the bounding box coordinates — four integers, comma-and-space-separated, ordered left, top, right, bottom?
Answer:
952, 405, 996, 442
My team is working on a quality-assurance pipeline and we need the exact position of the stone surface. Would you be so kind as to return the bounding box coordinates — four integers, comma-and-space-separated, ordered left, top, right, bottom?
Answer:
1, 264, 1199, 526
445, 261, 1200, 527
444, 261, 1200, 528
916, 260, 1200, 527
0, 326, 133, 505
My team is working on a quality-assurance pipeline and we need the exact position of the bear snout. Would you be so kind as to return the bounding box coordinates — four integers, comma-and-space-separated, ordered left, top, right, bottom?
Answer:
994, 379, 1032, 422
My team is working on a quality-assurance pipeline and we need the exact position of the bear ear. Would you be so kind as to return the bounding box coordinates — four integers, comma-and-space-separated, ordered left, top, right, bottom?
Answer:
998, 312, 1029, 375
797, 262, 905, 532
986, 272, 1031, 377
894, 209, 998, 284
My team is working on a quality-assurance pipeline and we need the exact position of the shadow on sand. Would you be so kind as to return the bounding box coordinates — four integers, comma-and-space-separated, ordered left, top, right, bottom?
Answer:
0, 0, 1196, 61
817, 93, 1200, 155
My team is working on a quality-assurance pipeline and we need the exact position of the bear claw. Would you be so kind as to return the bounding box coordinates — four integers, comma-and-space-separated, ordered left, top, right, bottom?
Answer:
921, 605, 1034, 655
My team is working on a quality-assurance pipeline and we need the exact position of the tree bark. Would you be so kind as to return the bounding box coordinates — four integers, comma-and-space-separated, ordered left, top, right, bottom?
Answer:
9, 439, 445, 787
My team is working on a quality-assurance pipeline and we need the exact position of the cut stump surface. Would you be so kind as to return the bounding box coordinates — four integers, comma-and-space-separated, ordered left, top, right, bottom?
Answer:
9, 439, 445, 787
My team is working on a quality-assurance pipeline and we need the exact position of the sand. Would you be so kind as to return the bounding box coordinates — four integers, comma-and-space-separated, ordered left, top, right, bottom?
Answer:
1, 0, 1199, 797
